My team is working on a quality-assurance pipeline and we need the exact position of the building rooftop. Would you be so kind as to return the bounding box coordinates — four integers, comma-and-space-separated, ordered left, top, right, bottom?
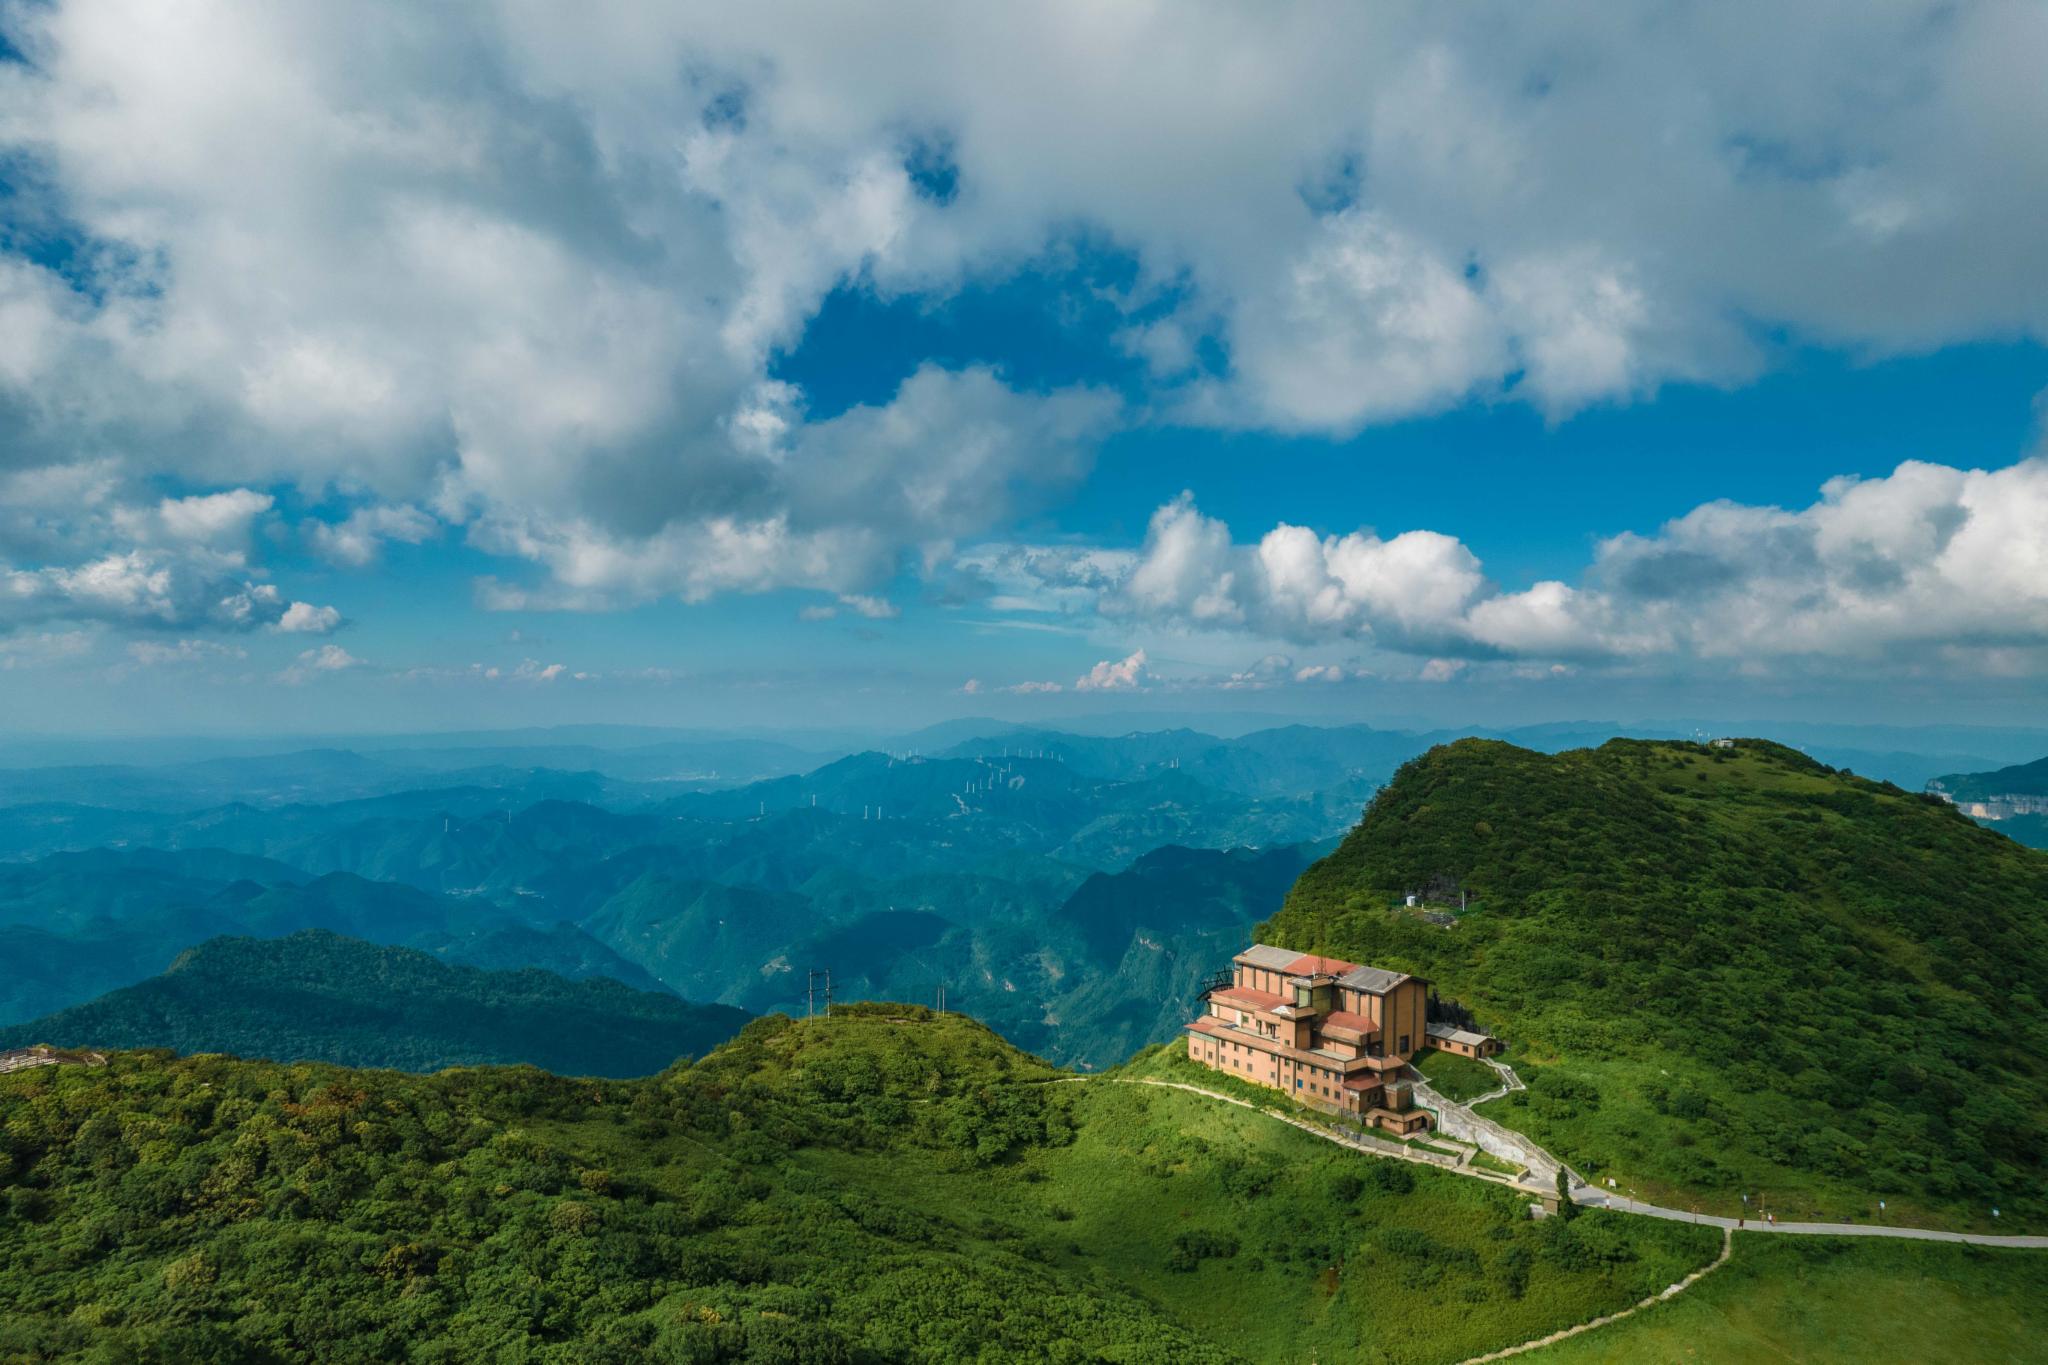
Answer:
1317, 1010, 1381, 1038
1209, 985, 1284, 1011
1236, 942, 1365, 977
1236, 943, 1318, 970
1336, 963, 1411, 994
1234, 943, 1414, 994
1427, 1022, 1493, 1047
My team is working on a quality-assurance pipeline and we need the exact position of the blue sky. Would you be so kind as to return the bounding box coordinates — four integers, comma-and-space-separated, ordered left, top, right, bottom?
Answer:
2, 3, 2046, 736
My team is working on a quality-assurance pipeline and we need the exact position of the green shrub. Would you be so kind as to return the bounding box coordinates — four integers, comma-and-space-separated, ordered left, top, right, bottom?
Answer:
1166, 1230, 1239, 1272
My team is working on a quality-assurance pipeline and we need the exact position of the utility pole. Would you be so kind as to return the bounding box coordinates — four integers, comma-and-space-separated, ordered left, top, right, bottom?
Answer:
824, 969, 834, 1017
806, 969, 821, 1018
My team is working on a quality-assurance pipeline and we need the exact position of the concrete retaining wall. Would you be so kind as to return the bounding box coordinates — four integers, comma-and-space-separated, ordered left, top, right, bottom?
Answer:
1410, 1076, 1560, 1185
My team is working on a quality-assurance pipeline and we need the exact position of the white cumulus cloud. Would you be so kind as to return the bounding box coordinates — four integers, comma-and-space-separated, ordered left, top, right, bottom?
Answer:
0, 0, 2043, 623
276, 601, 343, 634
970, 455, 2048, 672
1075, 648, 1150, 692
306, 504, 439, 568
277, 643, 361, 684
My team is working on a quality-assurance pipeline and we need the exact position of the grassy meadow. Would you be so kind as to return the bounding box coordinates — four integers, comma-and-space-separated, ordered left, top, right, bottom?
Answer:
1415, 1047, 1503, 1103
1524, 1234, 2048, 1363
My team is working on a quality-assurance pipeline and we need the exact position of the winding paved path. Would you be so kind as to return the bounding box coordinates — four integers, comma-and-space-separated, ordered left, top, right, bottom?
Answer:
1117, 1074, 2048, 1248
1571, 1188, 2048, 1246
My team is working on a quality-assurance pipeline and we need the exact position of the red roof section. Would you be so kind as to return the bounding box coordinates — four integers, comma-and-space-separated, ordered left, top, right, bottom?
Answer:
1283, 952, 1360, 976
1317, 1011, 1380, 1037
1341, 1074, 1385, 1091
1209, 985, 1284, 1010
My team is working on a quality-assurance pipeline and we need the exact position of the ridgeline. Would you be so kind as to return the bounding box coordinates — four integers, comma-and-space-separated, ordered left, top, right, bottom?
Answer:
0, 930, 749, 1077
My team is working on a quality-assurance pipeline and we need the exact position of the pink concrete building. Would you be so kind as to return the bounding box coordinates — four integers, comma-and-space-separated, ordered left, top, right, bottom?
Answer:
1185, 943, 1433, 1135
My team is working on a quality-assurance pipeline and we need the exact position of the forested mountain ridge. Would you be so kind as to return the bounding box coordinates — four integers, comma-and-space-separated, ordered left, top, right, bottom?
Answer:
13, 723, 2044, 1087
1926, 754, 2048, 849
1927, 752, 2048, 801
1263, 737, 2048, 1228
0, 735, 1351, 1063
0, 859, 648, 1026
0, 1009, 1719, 1363
0, 931, 749, 1076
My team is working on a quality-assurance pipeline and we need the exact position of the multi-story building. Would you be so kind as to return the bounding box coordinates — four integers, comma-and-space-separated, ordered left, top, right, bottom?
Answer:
1185, 942, 1433, 1135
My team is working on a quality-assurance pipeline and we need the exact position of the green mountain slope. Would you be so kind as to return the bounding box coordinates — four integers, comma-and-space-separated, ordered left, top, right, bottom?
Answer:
0, 852, 665, 1025
580, 873, 820, 1007
1264, 737, 2048, 1228
1521, 1235, 2048, 1364
426, 919, 667, 991
0, 925, 189, 1026
0, 1010, 1717, 1363
1925, 754, 2048, 849
1022, 843, 1324, 1069
0, 930, 748, 1075
0, 848, 300, 935
1928, 753, 2048, 801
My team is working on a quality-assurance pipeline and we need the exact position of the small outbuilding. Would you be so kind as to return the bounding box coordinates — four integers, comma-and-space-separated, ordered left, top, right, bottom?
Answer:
1425, 1021, 1503, 1059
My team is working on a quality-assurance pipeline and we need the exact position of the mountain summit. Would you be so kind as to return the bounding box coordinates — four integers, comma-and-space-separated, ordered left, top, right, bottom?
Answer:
1264, 737, 2048, 1227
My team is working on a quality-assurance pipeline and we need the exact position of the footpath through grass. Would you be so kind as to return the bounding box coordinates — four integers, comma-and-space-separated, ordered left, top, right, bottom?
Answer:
1521, 1233, 2048, 1363
1118, 1040, 1385, 1135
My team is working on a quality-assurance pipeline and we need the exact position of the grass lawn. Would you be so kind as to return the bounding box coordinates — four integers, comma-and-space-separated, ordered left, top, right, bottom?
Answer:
796, 1081, 1719, 1365
1472, 1152, 1525, 1178
1524, 1234, 2048, 1363
1473, 1053, 2006, 1232
1416, 1046, 1503, 1102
